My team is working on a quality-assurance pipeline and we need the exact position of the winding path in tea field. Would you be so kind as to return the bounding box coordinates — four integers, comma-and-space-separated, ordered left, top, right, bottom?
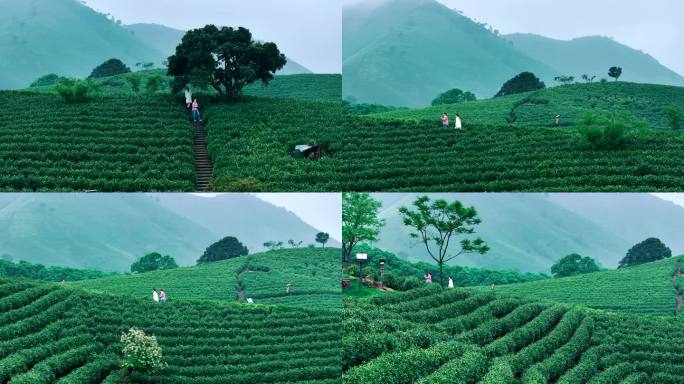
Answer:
192, 118, 213, 191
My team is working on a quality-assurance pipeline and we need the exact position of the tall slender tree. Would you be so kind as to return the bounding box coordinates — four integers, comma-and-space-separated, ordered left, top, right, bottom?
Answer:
342, 193, 385, 266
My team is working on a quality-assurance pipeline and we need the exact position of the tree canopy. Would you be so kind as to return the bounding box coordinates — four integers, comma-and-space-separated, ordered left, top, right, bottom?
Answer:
315, 232, 330, 248
130, 252, 179, 274
399, 196, 489, 287
619, 238, 671, 268
551, 253, 600, 278
608, 66, 623, 81
89, 58, 131, 79
342, 193, 385, 265
168, 25, 287, 101
197, 236, 249, 264
495, 72, 545, 98
431, 88, 477, 106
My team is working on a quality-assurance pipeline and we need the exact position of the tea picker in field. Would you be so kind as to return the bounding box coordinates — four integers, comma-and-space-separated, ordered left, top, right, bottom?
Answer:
184, 87, 192, 108
286, 283, 291, 295
448, 277, 454, 288
424, 272, 433, 284
455, 114, 463, 130
192, 99, 201, 123
555, 115, 561, 127
441, 113, 449, 128
152, 288, 159, 303
159, 289, 167, 304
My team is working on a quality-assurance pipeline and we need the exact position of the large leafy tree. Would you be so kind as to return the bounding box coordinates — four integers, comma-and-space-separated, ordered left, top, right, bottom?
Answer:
431, 88, 477, 106
89, 58, 131, 79
619, 238, 671, 268
342, 193, 385, 266
399, 196, 489, 288
168, 25, 287, 101
130, 252, 179, 273
551, 253, 600, 278
315, 232, 330, 248
197, 236, 249, 264
495, 72, 545, 97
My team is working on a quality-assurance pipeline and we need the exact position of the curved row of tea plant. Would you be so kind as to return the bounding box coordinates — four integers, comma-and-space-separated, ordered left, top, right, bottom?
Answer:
0, 277, 341, 383
0, 92, 195, 191
343, 285, 684, 383
73, 248, 341, 310
493, 257, 682, 315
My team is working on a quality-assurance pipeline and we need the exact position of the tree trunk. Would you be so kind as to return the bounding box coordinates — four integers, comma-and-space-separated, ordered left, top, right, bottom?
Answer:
438, 262, 444, 288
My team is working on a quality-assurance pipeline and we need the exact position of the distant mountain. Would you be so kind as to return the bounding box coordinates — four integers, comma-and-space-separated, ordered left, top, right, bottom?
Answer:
343, 0, 684, 107
0, 0, 164, 89
154, 194, 340, 248
505, 34, 684, 87
0, 194, 336, 272
373, 193, 630, 274
0, 194, 215, 272
343, 0, 557, 106
544, 194, 684, 255
125, 23, 312, 75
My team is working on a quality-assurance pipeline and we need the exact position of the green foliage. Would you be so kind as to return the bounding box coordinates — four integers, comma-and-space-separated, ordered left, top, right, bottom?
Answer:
342, 193, 385, 264
577, 111, 643, 150
0, 276, 340, 382
30, 74, 65, 87
619, 237, 672, 268
145, 76, 164, 94
431, 88, 477, 106
551, 253, 600, 278
89, 58, 131, 79
264, 240, 285, 251
554, 75, 575, 85
55, 78, 94, 103
0, 259, 117, 282
168, 25, 287, 101
124, 74, 141, 93
315, 232, 330, 247
343, 101, 408, 115
664, 105, 682, 130
74, 248, 341, 309
197, 236, 249, 264
609, 66, 623, 81
130, 252, 178, 274
399, 196, 489, 287
0, 92, 195, 191
496, 257, 682, 314
495, 72, 546, 97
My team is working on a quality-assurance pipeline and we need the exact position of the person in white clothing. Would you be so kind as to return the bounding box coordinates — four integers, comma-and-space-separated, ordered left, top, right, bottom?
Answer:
184, 87, 192, 108
448, 277, 454, 288
455, 114, 463, 130
152, 288, 159, 303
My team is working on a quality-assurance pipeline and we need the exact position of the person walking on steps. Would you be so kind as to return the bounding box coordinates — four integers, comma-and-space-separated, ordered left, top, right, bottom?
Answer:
152, 288, 159, 303
184, 87, 192, 108
455, 114, 463, 130
192, 99, 201, 123
442, 113, 449, 128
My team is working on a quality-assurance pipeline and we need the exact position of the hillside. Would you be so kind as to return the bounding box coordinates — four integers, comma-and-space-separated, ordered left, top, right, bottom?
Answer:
0, 0, 164, 89
494, 256, 684, 315
0, 194, 333, 272
373, 81, 684, 130
506, 33, 684, 87
343, 285, 684, 383
0, 277, 340, 383
343, 0, 556, 106
373, 193, 631, 273
73, 248, 341, 309
0, 194, 214, 272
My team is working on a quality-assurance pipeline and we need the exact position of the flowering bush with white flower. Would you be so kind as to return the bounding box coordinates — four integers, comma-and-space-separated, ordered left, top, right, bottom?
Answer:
120, 327, 166, 372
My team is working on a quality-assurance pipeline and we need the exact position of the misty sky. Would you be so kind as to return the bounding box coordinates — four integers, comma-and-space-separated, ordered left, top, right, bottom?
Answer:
343, 0, 684, 76
83, 0, 341, 73
192, 193, 341, 241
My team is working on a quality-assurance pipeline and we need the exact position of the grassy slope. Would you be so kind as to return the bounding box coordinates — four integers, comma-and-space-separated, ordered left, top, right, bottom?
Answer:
343, 285, 684, 383
374, 82, 684, 130
73, 248, 341, 310
492, 257, 683, 315
0, 277, 340, 383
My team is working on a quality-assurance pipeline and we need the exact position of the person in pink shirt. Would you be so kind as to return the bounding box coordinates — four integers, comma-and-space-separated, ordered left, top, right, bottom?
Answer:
441, 113, 449, 128
192, 99, 201, 122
